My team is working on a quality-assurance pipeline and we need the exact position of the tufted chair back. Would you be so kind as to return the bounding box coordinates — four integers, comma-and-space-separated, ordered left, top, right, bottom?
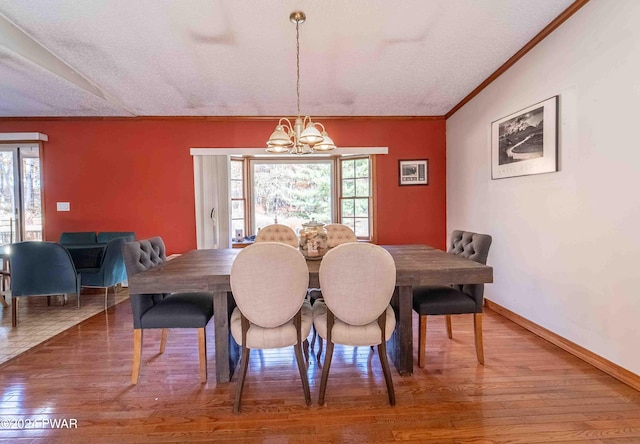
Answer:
122, 236, 169, 329
254, 224, 299, 248
448, 230, 492, 310
325, 224, 357, 248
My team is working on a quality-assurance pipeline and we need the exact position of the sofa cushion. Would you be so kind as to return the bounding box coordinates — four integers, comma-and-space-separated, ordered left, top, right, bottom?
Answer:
97, 232, 135, 243
60, 232, 97, 244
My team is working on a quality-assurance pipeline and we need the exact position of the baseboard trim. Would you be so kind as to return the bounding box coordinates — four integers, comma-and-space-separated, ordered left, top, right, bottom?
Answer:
485, 299, 640, 392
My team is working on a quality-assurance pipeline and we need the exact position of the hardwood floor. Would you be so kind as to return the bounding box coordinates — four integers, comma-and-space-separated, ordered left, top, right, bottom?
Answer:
1, 292, 639, 443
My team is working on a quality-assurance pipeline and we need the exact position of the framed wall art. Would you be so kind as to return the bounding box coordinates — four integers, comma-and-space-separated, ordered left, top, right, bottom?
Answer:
399, 159, 428, 186
491, 95, 558, 179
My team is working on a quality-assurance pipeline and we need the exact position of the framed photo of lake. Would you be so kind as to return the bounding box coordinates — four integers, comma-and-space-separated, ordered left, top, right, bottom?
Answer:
399, 159, 428, 186
491, 96, 558, 180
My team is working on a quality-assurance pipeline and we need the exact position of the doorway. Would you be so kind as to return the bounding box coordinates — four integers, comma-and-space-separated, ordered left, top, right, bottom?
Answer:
0, 144, 43, 244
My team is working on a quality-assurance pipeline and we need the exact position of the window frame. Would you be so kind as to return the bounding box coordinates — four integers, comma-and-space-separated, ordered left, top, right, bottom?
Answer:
232, 155, 375, 241
229, 157, 248, 239
338, 155, 373, 240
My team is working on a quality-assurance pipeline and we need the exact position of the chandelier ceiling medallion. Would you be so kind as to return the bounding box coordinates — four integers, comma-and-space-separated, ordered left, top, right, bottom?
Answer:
266, 11, 336, 155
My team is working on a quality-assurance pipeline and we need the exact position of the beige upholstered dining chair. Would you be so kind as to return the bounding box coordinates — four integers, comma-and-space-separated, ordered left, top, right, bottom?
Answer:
312, 242, 397, 405
230, 242, 312, 413
309, 223, 357, 357
254, 223, 299, 248
325, 223, 358, 248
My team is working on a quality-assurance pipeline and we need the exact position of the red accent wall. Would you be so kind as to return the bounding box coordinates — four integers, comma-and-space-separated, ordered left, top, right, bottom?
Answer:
0, 118, 446, 253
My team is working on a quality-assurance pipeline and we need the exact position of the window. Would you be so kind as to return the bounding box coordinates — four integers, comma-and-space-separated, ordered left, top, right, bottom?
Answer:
250, 159, 333, 235
232, 155, 374, 240
340, 157, 371, 238
230, 158, 246, 238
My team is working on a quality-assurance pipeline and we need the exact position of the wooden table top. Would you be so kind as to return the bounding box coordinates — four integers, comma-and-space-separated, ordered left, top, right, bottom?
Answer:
128, 244, 493, 295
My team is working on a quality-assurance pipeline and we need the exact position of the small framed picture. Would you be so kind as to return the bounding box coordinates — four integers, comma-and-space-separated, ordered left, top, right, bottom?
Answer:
399, 159, 428, 186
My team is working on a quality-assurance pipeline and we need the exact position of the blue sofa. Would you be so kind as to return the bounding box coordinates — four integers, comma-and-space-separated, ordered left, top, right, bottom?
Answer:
60, 231, 135, 268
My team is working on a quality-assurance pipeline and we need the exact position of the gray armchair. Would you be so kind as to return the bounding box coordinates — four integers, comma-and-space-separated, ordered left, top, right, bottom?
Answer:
412, 230, 492, 367
10, 241, 81, 327
122, 237, 214, 384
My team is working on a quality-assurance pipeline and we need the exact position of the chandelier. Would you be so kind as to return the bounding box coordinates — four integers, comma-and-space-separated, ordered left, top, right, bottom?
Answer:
266, 11, 336, 155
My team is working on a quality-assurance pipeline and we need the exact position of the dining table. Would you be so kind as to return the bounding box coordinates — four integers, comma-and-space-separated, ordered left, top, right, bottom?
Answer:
128, 244, 493, 384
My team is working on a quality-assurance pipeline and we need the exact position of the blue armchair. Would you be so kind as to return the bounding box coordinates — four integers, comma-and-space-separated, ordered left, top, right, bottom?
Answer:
77, 237, 128, 310
10, 241, 81, 327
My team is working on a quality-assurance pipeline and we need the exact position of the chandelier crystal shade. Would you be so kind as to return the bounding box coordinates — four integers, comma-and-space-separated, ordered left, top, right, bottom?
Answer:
266, 11, 336, 155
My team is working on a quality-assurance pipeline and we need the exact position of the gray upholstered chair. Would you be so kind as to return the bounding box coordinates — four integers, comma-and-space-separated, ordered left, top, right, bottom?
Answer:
254, 224, 299, 248
77, 237, 128, 310
412, 230, 492, 367
312, 242, 397, 405
230, 242, 312, 413
9, 241, 81, 327
122, 237, 214, 384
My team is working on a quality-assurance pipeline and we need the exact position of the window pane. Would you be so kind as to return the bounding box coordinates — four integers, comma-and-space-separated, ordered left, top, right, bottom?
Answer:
232, 219, 245, 233
355, 198, 368, 217
354, 218, 369, 237
230, 180, 243, 199
341, 199, 354, 217
231, 200, 244, 219
355, 178, 369, 197
253, 162, 331, 233
341, 218, 355, 232
230, 160, 243, 180
342, 159, 355, 179
355, 158, 369, 178
342, 179, 355, 197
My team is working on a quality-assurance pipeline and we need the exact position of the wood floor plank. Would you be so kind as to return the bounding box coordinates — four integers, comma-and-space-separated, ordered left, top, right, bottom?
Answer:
0, 292, 639, 442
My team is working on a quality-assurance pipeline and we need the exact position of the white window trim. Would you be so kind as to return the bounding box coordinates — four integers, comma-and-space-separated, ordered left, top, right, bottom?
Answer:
190, 147, 388, 156
191, 148, 386, 247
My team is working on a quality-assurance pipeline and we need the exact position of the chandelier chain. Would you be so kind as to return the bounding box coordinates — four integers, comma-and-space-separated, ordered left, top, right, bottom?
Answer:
296, 20, 301, 118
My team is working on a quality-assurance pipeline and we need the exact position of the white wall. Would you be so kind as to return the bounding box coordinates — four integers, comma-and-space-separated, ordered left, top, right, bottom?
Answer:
446, 0, 640, 375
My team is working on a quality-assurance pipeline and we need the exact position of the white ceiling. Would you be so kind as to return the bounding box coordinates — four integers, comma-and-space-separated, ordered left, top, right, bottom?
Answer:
0, 0, 575, 118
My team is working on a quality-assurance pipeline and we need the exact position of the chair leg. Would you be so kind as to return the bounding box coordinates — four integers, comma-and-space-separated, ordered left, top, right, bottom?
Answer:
316, 336, 324, 362
378, 341, 396, 406
418, 315, 427, 368
474, 313, 484, 365
132, 329, 143, 384
198, 328, 207, 383
303, 339, 309, 365
318, 340, 334, 406
294, 341, 311, 406
233, 346, 250, 413
159, 329, 168, 354
310, 325, 316, 352
445, 314, 453, 339
11, 296, 18, 327
104, 287, 109, 311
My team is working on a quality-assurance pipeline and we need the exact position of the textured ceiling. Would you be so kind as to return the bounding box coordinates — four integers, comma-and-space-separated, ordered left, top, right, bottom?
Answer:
0, 0, 575, 117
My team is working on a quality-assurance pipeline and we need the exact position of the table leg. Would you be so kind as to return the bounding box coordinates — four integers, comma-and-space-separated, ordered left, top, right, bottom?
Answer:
389, 285, 413, 376
213, 290, 239, 383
